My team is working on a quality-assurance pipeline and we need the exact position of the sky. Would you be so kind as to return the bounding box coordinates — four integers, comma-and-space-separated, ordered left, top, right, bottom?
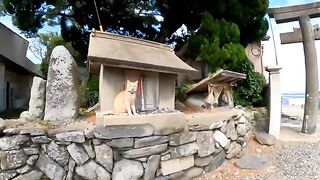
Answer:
0, 0, 320, 93
264, 0, 320, 93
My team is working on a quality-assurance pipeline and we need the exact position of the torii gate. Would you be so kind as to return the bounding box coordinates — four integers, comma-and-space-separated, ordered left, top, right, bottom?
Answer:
268, 2, 320, 134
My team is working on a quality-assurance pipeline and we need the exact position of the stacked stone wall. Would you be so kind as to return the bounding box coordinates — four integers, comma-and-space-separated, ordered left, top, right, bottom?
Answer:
0, 109, 252, 180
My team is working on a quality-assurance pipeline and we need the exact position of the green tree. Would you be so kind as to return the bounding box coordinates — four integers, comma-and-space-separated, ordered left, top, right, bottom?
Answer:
1, 0, 269, 57
38, 32, 84, 77
187, 12, 266, 106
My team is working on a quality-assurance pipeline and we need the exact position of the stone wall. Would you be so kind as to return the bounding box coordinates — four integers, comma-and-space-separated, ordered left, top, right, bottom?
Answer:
0, 108, 252, 180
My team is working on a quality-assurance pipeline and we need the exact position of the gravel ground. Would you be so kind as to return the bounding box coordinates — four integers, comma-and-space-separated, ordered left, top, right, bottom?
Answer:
197, 139, 320, 180
255, 141, 320, 180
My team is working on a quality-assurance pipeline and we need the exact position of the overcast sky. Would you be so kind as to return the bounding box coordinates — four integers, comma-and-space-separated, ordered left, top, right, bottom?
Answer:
1, 0, 320, 93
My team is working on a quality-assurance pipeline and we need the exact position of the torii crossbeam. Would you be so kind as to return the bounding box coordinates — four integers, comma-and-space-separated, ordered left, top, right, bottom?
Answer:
268, 2, 320, 134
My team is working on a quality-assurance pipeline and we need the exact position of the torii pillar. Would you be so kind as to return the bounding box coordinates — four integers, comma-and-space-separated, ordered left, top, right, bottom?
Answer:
268, 2, 320, 134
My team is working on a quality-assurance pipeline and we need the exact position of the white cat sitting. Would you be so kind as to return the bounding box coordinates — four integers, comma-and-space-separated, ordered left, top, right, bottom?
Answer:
112, 80, 138, 116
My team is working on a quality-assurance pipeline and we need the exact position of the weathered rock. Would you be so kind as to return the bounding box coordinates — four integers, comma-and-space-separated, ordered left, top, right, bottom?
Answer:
83, 140, 95, 159
204, 150, 226, 172
36, 152, 66, 180
16, 165, 31, 174
144, 155, 160, 180
0, 135, 29, 150
160, 155, 194, 175
170, 142, 198, 158
235, 154, 267, 170
0, 149, 28, 170
135, 136, 169, 148
194, 155, 214, 167
27, 155, 39, 165
135, 157, 148, 162
155, 176, 170, 180
122, 144, 167, 158
183, 167, 204, 179
226, 143, 241, 159
213, 130, 230, 148
31, 136, 50, 143
112, 159, 143, 180
197, 131, 215, 157
94, 125, 153, 139
169, 131, 198, 146
226, 120, 238, 140
255, 132, 276, 146
94, 144, 113, 172
226, 141, 237, 154
3, 128, 20, 135
0, 170, 17, 180
65, 159, 76, 180
106, 138, 134, 148
28, 76, 46, 120
236, 123, 246, 136
161, 154, 171, 161
76, 160, 111, 180
67, 143, 89, 165
47, 141, 70, 166
220, 120, 228, 133
44, 45, 80, 121
56, 131, 85, 143
23, 147, 39, 155
20, 111, 31, 120
12, 170, 42, 180
0, 118, 6, 131
92, 139, 102, 145
20, 128, 46, 136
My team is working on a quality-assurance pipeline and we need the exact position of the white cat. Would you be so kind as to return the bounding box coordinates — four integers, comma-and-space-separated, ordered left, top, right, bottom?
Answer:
112, 80, 139, 116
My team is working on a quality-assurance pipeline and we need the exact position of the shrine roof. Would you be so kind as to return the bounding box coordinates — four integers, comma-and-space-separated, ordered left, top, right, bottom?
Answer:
185, 69, 246, 94
87, 30, 197, 75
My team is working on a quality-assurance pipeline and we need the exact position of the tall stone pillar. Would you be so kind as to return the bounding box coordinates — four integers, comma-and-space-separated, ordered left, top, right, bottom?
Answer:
0, 62, 5, 111
266, 66, 282, 138
299, 16, 319, 134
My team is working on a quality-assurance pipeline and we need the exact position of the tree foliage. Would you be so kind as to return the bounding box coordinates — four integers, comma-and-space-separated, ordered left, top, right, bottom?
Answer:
187, 12, 267, 106
38, 32, 85, 77
1, 0, 269, 57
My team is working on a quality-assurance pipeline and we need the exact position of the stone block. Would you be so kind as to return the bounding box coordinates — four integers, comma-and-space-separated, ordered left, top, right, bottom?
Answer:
44, 45, 80, 121
67, 143, 89, 165
76, 160, 111, 180
0, 150, 28, 170
36, 152, 66, 180
194, 155, 214, 167
213, 130, 230, 148
47, 141, 70, 166
0, 135, 30, 151
28, 76, 46, 120
94, 125, 153, 139
169, 131, 198, 146
226, 120, 238, 140
12, 170, 42, 180
94, 144, 113, 172
106, 138, 134, 148
160, 155, 194, 175
122, 144, 167, 159
112, 159, 143, 180
144, 155, 161, 180
135, 136, 169, 148
56, 131, 85, 143
170, 142, 198, 158
204, 150, 226, 172
197, 131, 215, 157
